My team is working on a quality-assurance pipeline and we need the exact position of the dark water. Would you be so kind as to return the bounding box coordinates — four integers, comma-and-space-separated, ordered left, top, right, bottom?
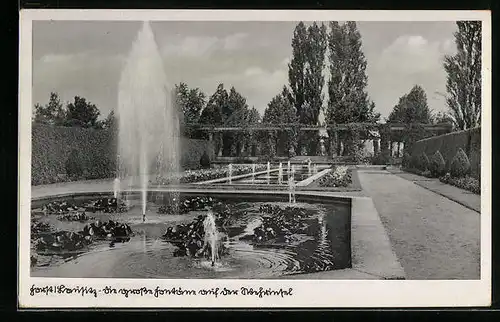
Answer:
31, 196, 351, 279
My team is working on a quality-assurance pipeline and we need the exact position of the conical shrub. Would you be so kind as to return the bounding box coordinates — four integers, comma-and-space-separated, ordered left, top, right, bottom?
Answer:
402, 152, 411, 168
429, 150, 446, 177
418, 152, 430, 172
450, 148, 471, 177
410, 154, 420, 169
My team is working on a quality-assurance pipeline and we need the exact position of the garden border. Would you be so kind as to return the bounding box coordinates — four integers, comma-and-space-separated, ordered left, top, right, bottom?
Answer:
387, 168, 480, 213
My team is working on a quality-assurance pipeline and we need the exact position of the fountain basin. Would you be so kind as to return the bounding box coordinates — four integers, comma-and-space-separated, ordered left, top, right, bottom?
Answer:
30, 188, 404, 280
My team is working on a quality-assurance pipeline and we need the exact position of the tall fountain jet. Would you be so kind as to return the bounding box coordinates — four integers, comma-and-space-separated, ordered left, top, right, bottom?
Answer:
116, 21, 181, 222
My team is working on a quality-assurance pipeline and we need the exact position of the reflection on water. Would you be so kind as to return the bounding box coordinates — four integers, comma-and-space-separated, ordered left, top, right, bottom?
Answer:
31, 197, 351, 279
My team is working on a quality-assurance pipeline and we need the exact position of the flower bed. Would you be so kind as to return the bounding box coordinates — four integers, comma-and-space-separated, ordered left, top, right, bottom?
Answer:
40, 198, 130, 215
41, 201, 80, 214
31, 221, 53, 239
318, 166, 352, 188
84, 197, 129, 213
33, 219, 134, 253
162, 213, 231, 259
439, 173, 480, 194
250, 204, 312, 244
155, 164, 267, 185
57, 212, 94, 222
158, 196, 224, 215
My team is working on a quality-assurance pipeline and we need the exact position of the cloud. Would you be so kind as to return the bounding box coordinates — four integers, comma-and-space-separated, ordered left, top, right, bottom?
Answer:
281, 57, 291, 66
376, 35, 456, 75
161, 32, 249, 58
206, 66, 287, 112
244, 67, 265, 77
366, 35, 456, 118
223, 33, 248, 50
33, 51, 125, 117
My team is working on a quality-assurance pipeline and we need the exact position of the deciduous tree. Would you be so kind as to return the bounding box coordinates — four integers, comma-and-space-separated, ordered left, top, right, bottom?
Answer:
326, 21, 380, 156
65, 96, 101, 128
33, 92, 66, 126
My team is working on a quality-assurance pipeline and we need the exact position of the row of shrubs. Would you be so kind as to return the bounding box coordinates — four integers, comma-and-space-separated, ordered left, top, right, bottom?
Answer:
403, 148, 480, 194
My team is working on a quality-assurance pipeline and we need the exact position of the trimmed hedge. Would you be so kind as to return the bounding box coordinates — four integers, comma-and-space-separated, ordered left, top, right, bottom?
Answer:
411, 127, 480, 179
32, 124, 117, 185
32, 124, 213, 185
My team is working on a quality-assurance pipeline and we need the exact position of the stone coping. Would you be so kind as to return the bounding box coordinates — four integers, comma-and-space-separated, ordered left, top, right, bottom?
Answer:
295, 168, 332, 187
30, 188, 405, 280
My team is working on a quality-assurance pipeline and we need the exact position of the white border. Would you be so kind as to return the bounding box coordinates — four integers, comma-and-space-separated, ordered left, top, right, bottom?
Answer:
18, 10, 491, 308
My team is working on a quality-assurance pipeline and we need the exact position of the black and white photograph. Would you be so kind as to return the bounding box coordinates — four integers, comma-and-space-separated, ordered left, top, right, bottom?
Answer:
18, 10, 491, 308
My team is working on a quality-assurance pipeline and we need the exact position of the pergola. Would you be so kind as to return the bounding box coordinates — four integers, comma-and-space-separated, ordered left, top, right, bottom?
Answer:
183, 122, 452, 133
182, 122, 453, 158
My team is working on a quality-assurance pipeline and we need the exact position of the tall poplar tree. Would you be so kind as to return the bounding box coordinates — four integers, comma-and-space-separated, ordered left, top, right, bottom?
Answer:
443, 21, 482, 130
287, 22, 327, 155
326, 21, 379, 155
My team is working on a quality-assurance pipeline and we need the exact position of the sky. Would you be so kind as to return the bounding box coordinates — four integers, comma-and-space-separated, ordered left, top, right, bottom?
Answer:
32, 20, 458, 121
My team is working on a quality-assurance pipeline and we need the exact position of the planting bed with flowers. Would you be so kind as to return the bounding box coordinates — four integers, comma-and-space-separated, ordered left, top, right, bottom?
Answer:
247, 204, 313, 244
155, 164, 268, 185
318, 166, 352, 188
162, 213, 231, 259
32, 218, 134, 254
158, 196, 224, 215
40, 197, 130, 215
404, 148, 480, 195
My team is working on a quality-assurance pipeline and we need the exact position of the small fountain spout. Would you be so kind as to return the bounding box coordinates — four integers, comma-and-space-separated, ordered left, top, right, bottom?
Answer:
288, 167, 296, 204
203, 212, 220, 266
113, 177, 121, 199
278, 162, 283, 185
267, 161, 271, 185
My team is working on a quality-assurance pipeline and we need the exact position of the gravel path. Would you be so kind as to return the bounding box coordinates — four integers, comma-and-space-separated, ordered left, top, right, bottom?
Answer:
357, 170, 480, 280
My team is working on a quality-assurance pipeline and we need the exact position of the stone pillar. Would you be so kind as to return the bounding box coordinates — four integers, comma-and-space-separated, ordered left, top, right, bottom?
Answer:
208, 132, 215, 160
217, 132, 223, 157
373, 139, 380, 155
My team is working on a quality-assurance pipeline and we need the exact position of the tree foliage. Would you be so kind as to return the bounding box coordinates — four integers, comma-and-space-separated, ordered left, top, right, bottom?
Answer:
326, 21, 380, 125
199, 84, 258, 156
175, 82, 206, 138
175, 82, 206, 125
34, 93, 103, 129
33, 92, 66, 126
64, 96, 101, 128
443, 21, 482, 130
99, 110, 117, 130
388, 85, 433, 148
388, 85, 432, 124
288, 22, 308, 123
199, 83, 226, 126
287, 22, 328, 155
262, 89, 299, 157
